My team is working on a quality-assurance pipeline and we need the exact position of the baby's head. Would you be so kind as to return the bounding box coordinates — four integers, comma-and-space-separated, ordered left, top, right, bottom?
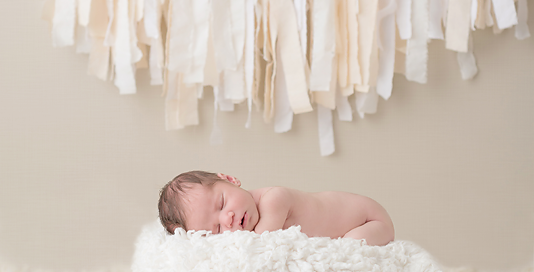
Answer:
158, 170, 258, 235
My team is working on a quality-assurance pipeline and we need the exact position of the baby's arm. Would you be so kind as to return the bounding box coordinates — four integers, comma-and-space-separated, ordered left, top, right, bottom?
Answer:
343, 197, 394, 246
253, 187, 292, 234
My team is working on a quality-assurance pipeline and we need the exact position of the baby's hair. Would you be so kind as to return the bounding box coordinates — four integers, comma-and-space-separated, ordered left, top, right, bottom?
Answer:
158, 170, 221, 234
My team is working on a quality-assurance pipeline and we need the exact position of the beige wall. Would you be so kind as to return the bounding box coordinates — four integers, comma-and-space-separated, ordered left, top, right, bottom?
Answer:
1, 0, 533, 271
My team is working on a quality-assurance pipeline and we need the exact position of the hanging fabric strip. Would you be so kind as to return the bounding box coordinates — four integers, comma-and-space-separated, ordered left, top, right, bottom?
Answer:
356, 87, 379, 119
113, 0, 137, 94
314, 56, 338, 110
104, 0, 115, 46
42, 0, 55, 23
88, 38, 110, 80
376, 0, 397, 100
274, 45, 293, 133
252, 1, 263, 111
167, 0, 194, 73
210, 86, 224, 145
230, 0, 246, 66
470, 0, 478, 30
429, 0, 444, 39
356, 0, 379, 93
405, 0, 428, 84
165, 74, 200, 130
223, 61, 246, 102
144, 0, 159, 39
515, 0, 531, 40
136, 0, 144, 21
165, 72, 184, 130
52, 0, 76, 47
183, 0, 210, 84
309, 0, 336, 92
76, 24, 92, 54
446, 0, 472, 53
317, 105, 335, 157
336, 85, 353, 122
212, 0, 238, 71
491, 0, 518, 30
475, 0, 487, 29
456, 34, 478, 80
217, 74, 235, 112
347, 0, 362, 92
272, 0, 313, 114
484, 0, 494, 27
78, 0, 92, 26
337, 0, 349, 89
204, 23, 219, 87
129, 0, 143, 66
245, 0, 255, 128
396, 0, 412, 40
293, 0, 308, 61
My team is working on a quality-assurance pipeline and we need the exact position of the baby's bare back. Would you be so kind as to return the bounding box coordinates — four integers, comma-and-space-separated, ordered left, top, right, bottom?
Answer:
281, 189, 373, 239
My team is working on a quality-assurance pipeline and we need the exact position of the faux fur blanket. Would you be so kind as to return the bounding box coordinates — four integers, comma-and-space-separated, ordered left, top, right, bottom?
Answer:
132, 221, 444, 272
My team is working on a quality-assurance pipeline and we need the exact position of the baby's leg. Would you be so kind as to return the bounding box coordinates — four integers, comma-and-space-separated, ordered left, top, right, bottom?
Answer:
343, 220, 394, 246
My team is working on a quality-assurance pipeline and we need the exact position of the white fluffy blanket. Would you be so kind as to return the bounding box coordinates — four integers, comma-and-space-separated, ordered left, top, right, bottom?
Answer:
132, 221, 444, 272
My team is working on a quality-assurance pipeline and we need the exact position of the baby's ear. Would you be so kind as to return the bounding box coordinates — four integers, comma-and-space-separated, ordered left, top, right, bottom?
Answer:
217, 173, 241, 186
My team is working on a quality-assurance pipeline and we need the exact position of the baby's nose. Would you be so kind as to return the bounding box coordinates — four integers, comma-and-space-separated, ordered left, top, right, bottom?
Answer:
226, 211, 235, 228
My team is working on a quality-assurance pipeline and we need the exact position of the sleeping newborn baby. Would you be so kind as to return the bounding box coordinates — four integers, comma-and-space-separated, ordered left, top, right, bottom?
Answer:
158, 171, 394, 246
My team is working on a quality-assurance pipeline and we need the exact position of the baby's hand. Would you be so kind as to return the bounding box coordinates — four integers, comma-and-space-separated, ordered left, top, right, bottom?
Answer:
217, 173, 241, 186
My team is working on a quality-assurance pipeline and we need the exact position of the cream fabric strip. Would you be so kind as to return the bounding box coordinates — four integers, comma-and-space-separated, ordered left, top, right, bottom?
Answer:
376, 0, 397, 100
309, 0, 336, 92
146, 0, 164, 85
204, 23, 219, 88
475, 0, 486, 29
212, 0, 238, 71
210, 86, 223, 145
76, 24, 92, 54
314, 56, 338, 110
356, 0, 379, 93
183, 0, 210, 85
515, 0, 531, 40
103, 0, 115, 47
167, 0, 193, 73
165, 74, 199, 130
144, 0, 158, 39
113, 0, 137, 94
347, 0, 361, 93
52, 0, 76, 47
446, 0, 471, 53
217, 74, 235, 112
274, 45, 293, 133
484, 0, 494, 27
471, 0, 478, 31
294, 0, 307, 61
78, 0, 92, 26
317, 105, 335, 157
405, 0, 428, 84
262, 0, 274, 123
271, 0, 313, 114
491, 0, 518, 30
396, 0, 412, 40
42, 0, 55, 23
337, 0, 349, 89
223, 60, 246, 102
87, 0, 110, 80
456, 34, 478, 80
429, 0, 444, 39
245, 0, 256, 128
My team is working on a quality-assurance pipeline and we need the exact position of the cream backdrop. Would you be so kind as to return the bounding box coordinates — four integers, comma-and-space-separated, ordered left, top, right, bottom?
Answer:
1, 0, 533, 271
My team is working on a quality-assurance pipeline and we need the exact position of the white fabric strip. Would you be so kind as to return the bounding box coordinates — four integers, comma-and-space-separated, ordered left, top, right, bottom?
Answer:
405, 0, 428, 84
336, 86, 353, 122
76, 24, 92, 54
347, 0, 362, 89
356, 87, 379, 119
217, 74, 235, 112
317, 105, 335, 157
515, 0, 531, 40
396, 0, 412, 40
274, 45, 293, 133
210, 86, 223, 145
203, 23, 220, 87
470, 0, 478, 30
376, 0, 397, 100
88, 37, 110, 80
456, 34, 478, 80
230, 0, 246, 66
245, 0, 255, 128
183, 0, 210, 84
78, 0, 92, 26
144, 0, 159, 39
167, 0, 193, 73
136, 0, 144, 22
104, 0, 115, 46
212, 0, 238, 71
491, 0, 518, 30
309, 0, 336, 92
52, 0, 76, 47
445, 0, 470, 53
113, 0, 137, 94
294, 0, 308, 60
429, 0, 444, 39
223, 61, 246, 102
314, 56, 337, 110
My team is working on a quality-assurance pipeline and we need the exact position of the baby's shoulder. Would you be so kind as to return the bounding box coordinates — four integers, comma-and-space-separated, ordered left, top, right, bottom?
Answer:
256, 187, 293, 210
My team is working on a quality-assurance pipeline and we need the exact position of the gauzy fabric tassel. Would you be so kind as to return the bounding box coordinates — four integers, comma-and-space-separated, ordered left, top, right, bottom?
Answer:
317, 105, 335, 157
405, 0, 429, 84
491, 0, 518, 30
112, 0, 137, 94
274, 45, 293, 133
167, 0, 194, 73
515, 0, 531, 40
52, 0, 77, 47
456, 34, 478, 80
446, 0, 471, 53
182, 0, 210, 85
356, 0, 379, 93
376, 0, 397, 100
309, 0, 336, 92
245, 0, 256, 128
428, 0, 445, 39
396, 0, 412, 40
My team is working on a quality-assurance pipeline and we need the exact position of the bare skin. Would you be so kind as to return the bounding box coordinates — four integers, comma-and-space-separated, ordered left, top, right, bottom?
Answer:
182, 174, 394, 246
